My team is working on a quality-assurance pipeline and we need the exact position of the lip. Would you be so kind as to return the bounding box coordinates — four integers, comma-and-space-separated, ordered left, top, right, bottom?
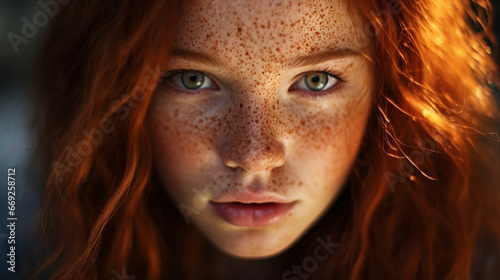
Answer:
210, 189, 297, 226
210, 201, 296, 227
210, 189, 293, 204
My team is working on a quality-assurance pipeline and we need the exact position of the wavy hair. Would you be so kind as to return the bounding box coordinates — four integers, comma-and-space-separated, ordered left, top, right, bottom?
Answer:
34, 0, 500, 279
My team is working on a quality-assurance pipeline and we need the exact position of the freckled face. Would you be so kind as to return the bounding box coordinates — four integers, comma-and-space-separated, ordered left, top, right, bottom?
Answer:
148, 0, 374, 258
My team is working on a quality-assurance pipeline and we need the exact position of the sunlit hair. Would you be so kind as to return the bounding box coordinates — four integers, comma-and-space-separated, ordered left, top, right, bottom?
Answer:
34, 0, 500, 279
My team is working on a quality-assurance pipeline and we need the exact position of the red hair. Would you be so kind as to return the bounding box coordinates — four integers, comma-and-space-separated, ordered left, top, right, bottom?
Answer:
34, 0, 500, 279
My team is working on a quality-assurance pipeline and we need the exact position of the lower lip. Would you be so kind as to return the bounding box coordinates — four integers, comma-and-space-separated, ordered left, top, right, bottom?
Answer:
210, 201, 295, 227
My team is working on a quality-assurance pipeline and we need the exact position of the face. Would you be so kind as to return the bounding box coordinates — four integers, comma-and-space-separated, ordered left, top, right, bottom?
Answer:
148, 0, 374, 258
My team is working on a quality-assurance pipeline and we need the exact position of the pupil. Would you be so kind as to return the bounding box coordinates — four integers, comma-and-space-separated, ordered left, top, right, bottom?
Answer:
181, 71, 204, 89
311, 76, 320, 84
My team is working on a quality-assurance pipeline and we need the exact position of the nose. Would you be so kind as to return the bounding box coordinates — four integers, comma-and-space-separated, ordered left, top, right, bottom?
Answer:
222, 100, 286, 173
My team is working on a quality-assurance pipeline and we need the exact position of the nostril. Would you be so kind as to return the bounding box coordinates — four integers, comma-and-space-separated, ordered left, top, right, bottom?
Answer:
224, 159, 239, 170
222, 129, 286, 173
228, 165, 238, 171
223, 145, 285, 173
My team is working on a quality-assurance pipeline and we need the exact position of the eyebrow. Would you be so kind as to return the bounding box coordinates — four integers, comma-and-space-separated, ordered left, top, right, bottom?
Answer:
169, 47, 361, 69
286, 48, 361, 68
170, 48, 224, 68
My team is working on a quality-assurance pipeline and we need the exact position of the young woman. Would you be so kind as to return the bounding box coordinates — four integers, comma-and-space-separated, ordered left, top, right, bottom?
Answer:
33, 0, 500, 279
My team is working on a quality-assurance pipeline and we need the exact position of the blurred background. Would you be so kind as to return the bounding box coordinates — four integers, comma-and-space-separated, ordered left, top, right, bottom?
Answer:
0, 0, 499, 279
1, 2, 49, 279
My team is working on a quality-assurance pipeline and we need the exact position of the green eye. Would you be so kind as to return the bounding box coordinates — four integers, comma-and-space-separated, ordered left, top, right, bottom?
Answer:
292, 71, 340, 93
181, 71, 205, 89
304, 73, 328, 91
166, 70, 217, 92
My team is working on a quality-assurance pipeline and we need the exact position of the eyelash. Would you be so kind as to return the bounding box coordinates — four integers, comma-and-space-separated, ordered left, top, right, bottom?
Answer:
162, 68, 346, 99
161, 69, 217, 97
294, 67, 346, 100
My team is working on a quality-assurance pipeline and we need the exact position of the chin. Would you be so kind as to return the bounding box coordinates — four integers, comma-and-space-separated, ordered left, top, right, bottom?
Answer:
218, 244, 290, 259
207, 229, 299, 259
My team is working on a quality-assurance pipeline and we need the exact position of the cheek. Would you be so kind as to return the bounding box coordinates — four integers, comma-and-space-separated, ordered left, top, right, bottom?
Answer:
148, 98, 220, 172
292, 111, 343, 157
287, 102, 365, 166
285, 94, 372, 196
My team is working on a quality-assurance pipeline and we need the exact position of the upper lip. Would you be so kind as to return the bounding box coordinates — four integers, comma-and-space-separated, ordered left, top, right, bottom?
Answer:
210, 188, 294, 204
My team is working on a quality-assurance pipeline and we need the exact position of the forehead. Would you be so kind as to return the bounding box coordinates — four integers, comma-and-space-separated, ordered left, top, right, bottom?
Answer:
174, 0, 363, 64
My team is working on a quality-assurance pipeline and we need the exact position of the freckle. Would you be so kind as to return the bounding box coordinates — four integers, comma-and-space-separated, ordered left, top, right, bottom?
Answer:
299, 182, 303, 186
240, 103, 243, 108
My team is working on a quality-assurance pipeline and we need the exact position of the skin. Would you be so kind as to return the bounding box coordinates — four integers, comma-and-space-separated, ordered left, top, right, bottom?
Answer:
148, 0, 374, 259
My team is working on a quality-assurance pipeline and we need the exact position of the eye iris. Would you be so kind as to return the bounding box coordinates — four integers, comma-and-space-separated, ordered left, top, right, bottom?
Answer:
181, 71, 205, 89
305, 73, 327, 91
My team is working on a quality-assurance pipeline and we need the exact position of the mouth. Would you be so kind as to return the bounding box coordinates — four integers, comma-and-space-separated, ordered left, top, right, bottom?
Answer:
209, 201, 296, 227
